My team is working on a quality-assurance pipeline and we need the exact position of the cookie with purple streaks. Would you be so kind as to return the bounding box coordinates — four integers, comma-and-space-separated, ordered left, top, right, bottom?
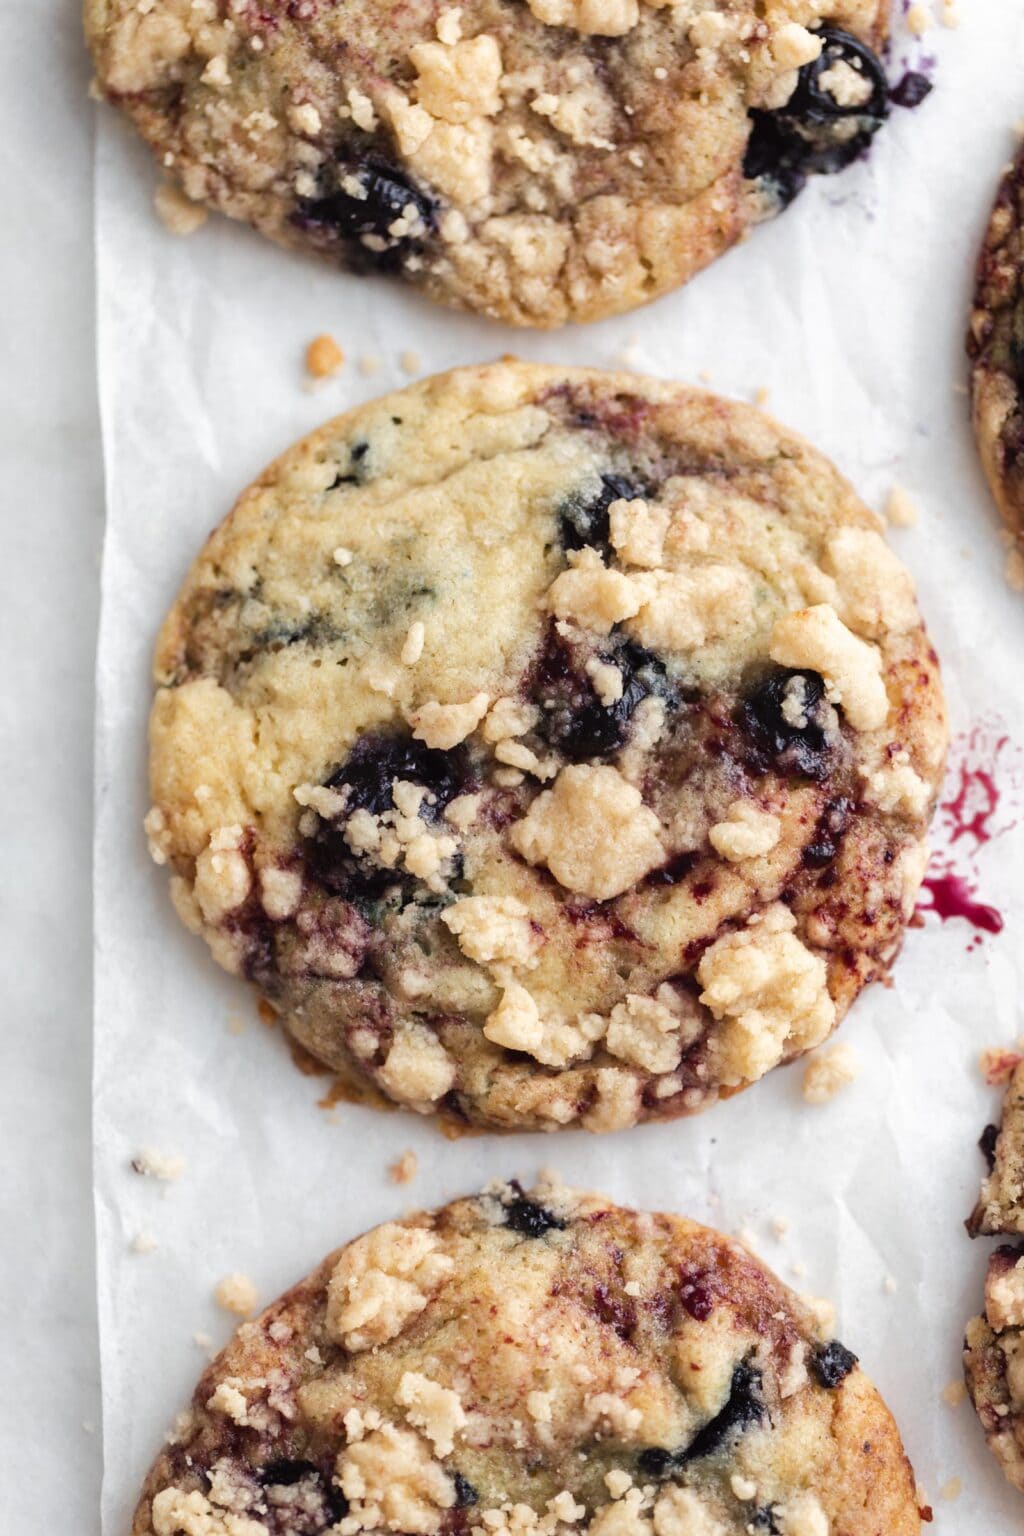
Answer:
968, 1060, 1024, 1237
130, 1181, 925, 1536
146, 362, 947, 1132
965, 1243, 1024, 1494
85, 0, 890, 326
968, 138, 1024, 570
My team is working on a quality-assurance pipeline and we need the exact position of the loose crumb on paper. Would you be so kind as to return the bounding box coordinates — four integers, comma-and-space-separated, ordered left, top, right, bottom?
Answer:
400, 349, 423, 376
154, 182, 208, 236
754, 387, 770, 408
215, 1272, 259, 1317
905, 1, 931, 36
882, 1274, 898, 1296
389, 1149, 419, 1185
801, 1041, 858, 1104
980, 1046, 1023, 1086
942, 1380, 967, 1408
131, 1231, 159, 1255
939, 1477, 962, 1502
885, 485, 919, 528
359, 354, 381, 377
306, 333, 345, 380
131, 1148, 185, 1182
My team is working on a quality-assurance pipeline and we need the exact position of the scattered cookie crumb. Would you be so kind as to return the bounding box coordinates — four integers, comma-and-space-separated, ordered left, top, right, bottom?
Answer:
214, 1272, 259, 1317
154, 182, 208, 236
389, 1149, 419, 1185
905, 1, 931, 36
131, 1231, 159, 1255
359, 354, 381, 377
770, 1216, 790, 1241
194, 1331, 214, 1351
882, 1274, 898, 1295
754, 386, 770, 407
401, 621, 426, 666
938, 0, 958, 27
131, 1148, 185, 1182
801, 1041, 859, 1104
400, 349, 422, 376
698, 369, 713, 384
942, 1379, 967, 1408
226, 1011, 246, 1036
885, 485, 919, 528
980, 1047, 1023, 1087
939, 1476, 962, 1501
1006, 547, 1024, 593
306, 333, 345, 380
790, 1260, 807, 1279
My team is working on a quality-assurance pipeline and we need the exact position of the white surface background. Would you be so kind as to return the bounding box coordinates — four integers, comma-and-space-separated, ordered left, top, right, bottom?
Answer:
4, 0, 1024, 1530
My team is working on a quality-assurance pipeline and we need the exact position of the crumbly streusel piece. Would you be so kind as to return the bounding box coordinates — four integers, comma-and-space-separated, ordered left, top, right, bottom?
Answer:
131, 1182, 925, 1536
147, 362, 947, 1133
86, 0, 891, 326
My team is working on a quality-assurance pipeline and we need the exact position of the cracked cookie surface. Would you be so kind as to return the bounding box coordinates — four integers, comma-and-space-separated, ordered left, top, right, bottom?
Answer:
969, 139, 1024, 560
131, 1181, 924, 1536
86, 0, 889, 326
147, 362, 947, 1133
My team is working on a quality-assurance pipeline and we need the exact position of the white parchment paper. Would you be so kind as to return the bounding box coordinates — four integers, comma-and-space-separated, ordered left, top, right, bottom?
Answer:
94, 6, 1024, 1530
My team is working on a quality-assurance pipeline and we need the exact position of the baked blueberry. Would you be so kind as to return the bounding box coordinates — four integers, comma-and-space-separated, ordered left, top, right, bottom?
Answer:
295, 159, 436, 270
559, 474, 646, 556
812, 1340, 858, 1389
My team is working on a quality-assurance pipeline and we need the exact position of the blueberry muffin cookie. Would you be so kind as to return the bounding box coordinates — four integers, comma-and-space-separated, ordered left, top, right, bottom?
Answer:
969, 139, 1024, 561
146, 362, 947, 1133
131, 1180, 925, 1535
968, 1060, 1024, 1238
85, 0, 890, 326
965, 1244, 1024, 1494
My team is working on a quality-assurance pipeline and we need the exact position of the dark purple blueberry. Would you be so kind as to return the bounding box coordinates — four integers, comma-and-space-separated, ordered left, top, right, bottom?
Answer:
534, 631, 668, 763
304, 732, 472, 904
980, 1122, 1000, 1171
744, 27, 889, 203
261, 1459, 322, 1487
637, 1448, 675, 1480
739, 667, 832, 780
559, 473, 646, 556
326, 733, 471, 822
259, 1460, 349, 1524
680, 1361, 765, 1461
293, 158, 437, 270
502, 1182, 567, 1237
813, 1340, 858, 1389
680, 1282, 715, 1322
889, 70, 933, 109
453, 1474, 479, 1508
802, 796, 851, 867
646, 851, 699, 888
